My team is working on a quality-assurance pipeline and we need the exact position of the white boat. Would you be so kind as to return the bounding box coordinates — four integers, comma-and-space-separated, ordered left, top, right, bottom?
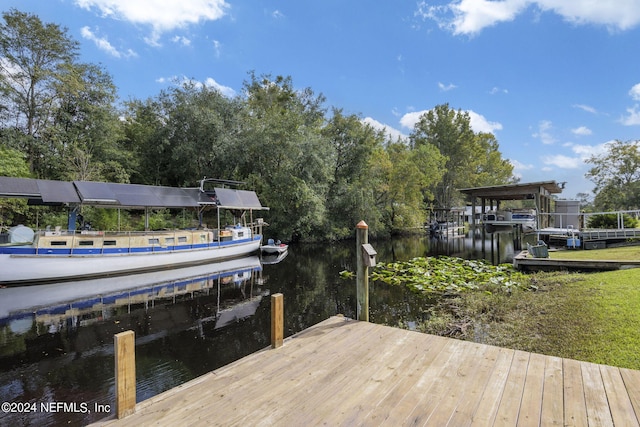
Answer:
0, 177, 269, 286
260, 239, 288, 255
483, 209, 536, 233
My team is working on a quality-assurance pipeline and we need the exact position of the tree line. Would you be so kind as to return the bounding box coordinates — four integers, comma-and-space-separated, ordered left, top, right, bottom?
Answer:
2, 9, 520, 241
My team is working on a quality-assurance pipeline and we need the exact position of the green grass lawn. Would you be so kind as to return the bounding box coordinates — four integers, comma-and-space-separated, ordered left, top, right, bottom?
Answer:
411, 268, 640, 370
549, 245, 640, 261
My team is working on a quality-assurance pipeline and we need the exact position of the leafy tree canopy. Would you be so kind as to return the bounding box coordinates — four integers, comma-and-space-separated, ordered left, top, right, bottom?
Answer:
586, 140, 640, 210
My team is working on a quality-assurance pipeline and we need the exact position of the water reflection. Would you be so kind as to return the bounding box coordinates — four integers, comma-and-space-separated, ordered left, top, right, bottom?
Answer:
0, 232, 522, 426
0, 257, 267, 426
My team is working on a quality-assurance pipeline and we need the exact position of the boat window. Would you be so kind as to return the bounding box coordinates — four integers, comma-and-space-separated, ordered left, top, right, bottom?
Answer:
237, 232, 244, 238
165, 237, 175, 244
104, 240, 117, 246
178, 236, 187, 243
50, 241, 67, 246
78, 240, 94, 246
148, 238, 160, 245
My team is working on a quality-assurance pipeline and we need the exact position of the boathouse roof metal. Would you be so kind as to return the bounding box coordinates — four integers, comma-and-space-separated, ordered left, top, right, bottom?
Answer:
458, 180, 564, 201
0, 176, 265, 210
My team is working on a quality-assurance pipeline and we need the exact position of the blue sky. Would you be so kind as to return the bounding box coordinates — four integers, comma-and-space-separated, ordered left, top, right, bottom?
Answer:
5, 0, 640, 199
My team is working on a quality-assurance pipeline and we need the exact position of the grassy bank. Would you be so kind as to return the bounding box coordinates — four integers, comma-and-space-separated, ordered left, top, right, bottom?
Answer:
405, 268, 640, 370
550, 245, 640, 261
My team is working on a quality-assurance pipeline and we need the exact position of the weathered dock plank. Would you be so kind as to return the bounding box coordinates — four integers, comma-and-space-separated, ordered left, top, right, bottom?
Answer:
539, 355, 564, 426
91, 316, 640, 427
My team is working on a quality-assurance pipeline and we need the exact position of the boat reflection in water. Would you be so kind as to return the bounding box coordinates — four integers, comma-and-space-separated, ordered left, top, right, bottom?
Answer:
0, 256, 267, 426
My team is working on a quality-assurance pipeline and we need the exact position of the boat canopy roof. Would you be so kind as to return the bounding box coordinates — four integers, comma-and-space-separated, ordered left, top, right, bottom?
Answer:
0, 177, 266, 210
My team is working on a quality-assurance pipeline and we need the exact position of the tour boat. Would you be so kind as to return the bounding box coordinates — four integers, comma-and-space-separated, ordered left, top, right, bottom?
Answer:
0, 177, 268, 286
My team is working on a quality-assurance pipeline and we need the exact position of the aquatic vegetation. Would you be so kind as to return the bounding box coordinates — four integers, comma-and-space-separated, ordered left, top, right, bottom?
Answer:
371, 256, 530, 294
339, 270, 354, 279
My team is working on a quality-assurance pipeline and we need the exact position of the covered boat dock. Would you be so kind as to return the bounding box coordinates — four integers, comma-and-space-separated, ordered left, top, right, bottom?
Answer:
459, 181, 564, 231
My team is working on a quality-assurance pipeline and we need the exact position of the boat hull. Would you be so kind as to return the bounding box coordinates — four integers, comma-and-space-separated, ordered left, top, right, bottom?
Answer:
260, 244, 288, 254
0, 237, 261, 286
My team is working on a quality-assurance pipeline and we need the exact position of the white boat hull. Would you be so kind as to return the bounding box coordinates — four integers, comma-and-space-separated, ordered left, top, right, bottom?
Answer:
260, 244, 288, 254
0, 238, 261, 286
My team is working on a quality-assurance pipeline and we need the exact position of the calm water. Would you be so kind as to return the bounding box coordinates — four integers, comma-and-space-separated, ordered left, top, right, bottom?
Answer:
0, 232, 522, 426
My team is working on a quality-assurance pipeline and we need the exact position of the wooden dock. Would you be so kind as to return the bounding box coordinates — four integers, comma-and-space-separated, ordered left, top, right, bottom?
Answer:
93, 316, 640, 426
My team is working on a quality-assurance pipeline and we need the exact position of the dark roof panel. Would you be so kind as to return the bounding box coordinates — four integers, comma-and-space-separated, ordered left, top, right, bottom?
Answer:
74, 181, 119, 204
0, 176, 39, 198
37, 180, 81, 204
215, 188, 263, 209
0, 178, 266, 209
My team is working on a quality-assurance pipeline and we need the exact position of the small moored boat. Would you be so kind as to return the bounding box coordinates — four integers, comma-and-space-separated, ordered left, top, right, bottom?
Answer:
260, 238, 288, 255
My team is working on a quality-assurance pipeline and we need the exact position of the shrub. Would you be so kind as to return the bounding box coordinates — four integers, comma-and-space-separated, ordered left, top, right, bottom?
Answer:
587, 213, 637, 229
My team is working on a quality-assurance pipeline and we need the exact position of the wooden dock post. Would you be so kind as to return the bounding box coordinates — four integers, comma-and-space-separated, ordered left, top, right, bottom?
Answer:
114, 330, 136, 419
271, 293, 284, 348
356, 221, 369, 322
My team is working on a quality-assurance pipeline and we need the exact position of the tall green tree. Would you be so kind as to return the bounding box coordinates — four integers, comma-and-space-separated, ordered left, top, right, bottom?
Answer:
239, 73, 330, 241
123, 97, 169, 185
586, 140, 640, 210
381, 142, 445, 231
321, 109, 383, 238
409, 104, 514, 210
123, 83, 245, 187
469, 132, 516, 187
45, 63, 127, 182
0, 9, 79, 175
0, 145, 31, 227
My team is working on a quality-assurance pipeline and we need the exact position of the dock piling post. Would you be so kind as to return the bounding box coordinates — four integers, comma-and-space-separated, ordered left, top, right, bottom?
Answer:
271, 293, 284, 348
114, 330, 136, 419
356, 221, 370, 322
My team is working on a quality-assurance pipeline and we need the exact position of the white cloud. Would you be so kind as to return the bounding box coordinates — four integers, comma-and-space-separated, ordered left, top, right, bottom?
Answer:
620, 105, 640, 126
438, 82, 457, 91
532, 120, 555, 145
540, 141, 611, 173
536, 0, 640, 31
157, 75, 236, 97
569, 142, 610, 159
171, 35, 191, 46
416, 0, 640, 36
620, 83, 640, 125
541, 154, 581, 169
75, 0, 229, 45
630, 83, 640, 101
362, 117, 408, 141
399, 109, 502, 134
80, 26, 136, 58
509, 159, 533, 179
467, 110, 502, 133
573, 104, 597, 114
203, 77, 236, 97
212, 40, 221, 58
489, 86, 508, 95
399, 111, 425, 129
510, 159, 534, 171
571, 126, 592, 136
